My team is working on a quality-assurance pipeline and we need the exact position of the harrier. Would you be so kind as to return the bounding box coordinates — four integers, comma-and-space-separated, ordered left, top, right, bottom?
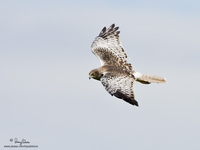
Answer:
89, 24, 166, 106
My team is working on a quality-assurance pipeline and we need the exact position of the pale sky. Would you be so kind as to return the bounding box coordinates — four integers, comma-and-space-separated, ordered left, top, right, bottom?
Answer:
0, 0, 200, 150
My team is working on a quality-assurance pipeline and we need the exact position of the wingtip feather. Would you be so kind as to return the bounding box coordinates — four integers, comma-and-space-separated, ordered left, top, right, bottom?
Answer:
111, 23, 115, 28
99, 27, 106, 36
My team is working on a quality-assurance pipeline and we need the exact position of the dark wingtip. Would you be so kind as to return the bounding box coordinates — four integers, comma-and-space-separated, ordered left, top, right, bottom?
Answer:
111, 23, 115, 28
114, 26, 119, 31
102, 27, 106, 32
134, 100, 139, 107
99, 26, 106, 36
116, 31, 120, 35
114, 90, 139, 107
98, 24, 120, 38
130, 99, 139, 107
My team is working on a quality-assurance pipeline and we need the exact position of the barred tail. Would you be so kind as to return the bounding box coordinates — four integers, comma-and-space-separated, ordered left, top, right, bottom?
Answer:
134, 72, 167, 84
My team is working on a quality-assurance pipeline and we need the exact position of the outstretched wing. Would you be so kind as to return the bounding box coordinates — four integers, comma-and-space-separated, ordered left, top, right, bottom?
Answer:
91, 24, 131, 68
100, 73, 138, 106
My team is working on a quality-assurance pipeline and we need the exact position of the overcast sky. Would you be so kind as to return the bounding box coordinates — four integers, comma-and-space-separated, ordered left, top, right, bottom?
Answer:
0, 0, 200, 150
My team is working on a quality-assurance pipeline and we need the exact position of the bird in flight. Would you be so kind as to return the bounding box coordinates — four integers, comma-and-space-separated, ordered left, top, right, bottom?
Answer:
89, 24, 166, 106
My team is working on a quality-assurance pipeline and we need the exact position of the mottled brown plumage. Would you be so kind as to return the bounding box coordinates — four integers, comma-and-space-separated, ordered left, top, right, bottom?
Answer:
89, 24, 166, 107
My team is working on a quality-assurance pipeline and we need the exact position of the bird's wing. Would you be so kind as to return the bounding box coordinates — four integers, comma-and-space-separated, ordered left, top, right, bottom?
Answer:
91, 24, 131, 68
100, 73, 138, 106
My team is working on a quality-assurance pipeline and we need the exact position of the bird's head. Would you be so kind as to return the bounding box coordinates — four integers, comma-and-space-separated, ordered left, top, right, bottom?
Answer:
89, 69, 103, 81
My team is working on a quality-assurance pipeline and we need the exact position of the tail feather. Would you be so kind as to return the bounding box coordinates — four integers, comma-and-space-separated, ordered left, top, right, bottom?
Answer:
134, 72, 167, 84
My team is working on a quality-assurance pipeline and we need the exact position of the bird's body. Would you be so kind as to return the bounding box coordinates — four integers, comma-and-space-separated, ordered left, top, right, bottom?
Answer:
89, 24, 166, 106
